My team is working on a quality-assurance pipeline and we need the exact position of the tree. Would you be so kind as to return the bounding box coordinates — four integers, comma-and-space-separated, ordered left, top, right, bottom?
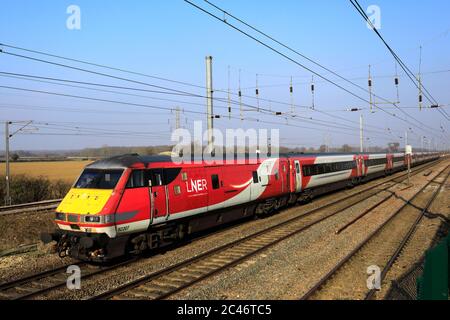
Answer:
319, 145, 327, 153
11, 153, 19, 161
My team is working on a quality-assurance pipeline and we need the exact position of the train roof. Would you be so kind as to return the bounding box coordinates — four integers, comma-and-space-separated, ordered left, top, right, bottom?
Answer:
86, 154, 172, 170
86, 152, 408, 170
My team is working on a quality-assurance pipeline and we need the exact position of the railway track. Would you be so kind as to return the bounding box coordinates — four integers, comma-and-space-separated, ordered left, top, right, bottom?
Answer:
87, 162, 441, 300
300, 164, 450, 300
0, 160, 440, 300
0, 199, 61, 216
0, 258, 140, 300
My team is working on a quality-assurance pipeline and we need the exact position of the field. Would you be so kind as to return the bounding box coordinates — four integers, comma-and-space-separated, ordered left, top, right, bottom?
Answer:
0, 161, 92, 183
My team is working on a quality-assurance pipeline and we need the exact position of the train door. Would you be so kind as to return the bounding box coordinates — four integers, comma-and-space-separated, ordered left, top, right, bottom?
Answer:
356, 156, 363, 177
148, 169, 168, 220
387, 155, 393, 170
280, 160, 289, 193
207, 167, 224, 211
115, 170, 151, 235
294, 160, 302, 193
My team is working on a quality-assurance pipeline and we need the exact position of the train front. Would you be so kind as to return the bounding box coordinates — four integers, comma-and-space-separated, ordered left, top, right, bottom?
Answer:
41, 162, 130, 261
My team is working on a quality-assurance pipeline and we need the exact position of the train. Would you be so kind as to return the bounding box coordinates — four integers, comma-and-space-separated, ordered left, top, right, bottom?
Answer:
41, 151, 441, 261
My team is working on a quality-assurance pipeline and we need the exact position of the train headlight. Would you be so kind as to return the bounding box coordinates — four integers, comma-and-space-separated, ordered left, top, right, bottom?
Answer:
55, 212, 65, 221
104, 215, 114, 223
84, 216, 101, 223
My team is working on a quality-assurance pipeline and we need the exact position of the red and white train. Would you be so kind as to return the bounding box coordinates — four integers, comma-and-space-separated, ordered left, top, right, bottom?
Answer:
42, 151, 440, 261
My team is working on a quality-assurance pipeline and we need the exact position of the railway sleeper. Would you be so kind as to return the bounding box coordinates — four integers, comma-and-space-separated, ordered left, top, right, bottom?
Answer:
126, 288, 160, 299
146, 281, 179, 291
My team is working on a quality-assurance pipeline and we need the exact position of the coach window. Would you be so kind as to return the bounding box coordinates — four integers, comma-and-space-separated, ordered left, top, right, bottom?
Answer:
252, 171, 259, 184
211, 174, 220, 190
164, 168, 182, 185
148, 169, 164, 187
126, 170, 145, 188
302, 166, 310, 177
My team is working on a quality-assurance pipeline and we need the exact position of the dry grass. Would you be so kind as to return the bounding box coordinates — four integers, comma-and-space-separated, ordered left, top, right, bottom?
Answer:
0, 161, 92, 182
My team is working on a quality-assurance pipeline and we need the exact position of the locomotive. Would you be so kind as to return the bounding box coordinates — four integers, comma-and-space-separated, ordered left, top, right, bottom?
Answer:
41, 151, 440, 261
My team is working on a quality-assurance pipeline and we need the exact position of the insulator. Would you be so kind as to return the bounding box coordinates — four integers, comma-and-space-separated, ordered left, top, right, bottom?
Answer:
368, 79, 372, 87
275, 112, 282, 115
290, 86, 293, 93
238, 91, 242, 97
395, 78, 399, 86
419, 95, 422, 103
311, 84, 315, 92
256, 89, 259, 95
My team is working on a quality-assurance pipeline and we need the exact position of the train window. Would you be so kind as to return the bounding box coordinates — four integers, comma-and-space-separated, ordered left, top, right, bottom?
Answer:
211, 175, 220, 190
302, 166, 310, 177
301, 160, 357, 177
252, 171, 259, 184
164, 168, 182, 185
325, 163, 333, 173
174, 185, 181, 195
75, 169, 123, 189
154, 173, 163, 186
318, 165, 325, 175
126, 170, 145, 188
148, 169, 164, 187
147, 168, 181, 186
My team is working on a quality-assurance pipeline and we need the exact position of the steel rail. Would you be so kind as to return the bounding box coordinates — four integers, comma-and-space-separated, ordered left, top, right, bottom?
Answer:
299, 164, 449, 300
364, 169, 450, 300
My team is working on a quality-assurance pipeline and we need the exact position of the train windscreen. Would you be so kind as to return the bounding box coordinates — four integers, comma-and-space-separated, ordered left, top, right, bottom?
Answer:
74, 169, 124, 189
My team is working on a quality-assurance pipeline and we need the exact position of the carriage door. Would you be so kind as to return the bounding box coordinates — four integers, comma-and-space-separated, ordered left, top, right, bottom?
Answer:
357, 157, 362, 177
294, 160, 302, 193
148, 169, 168, 220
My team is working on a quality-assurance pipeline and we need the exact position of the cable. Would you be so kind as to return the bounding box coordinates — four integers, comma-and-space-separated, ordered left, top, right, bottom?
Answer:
349, 0, 449, 122
0, 71, 396, 137
0, 84, 394, 141
184, 0, 444, 137
0, 51, 296, 117
202, 0, 447, 128
0, 43, 435, 137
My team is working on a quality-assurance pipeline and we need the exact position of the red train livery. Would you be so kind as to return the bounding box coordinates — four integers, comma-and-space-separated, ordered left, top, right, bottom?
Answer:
41, 152, 440, 261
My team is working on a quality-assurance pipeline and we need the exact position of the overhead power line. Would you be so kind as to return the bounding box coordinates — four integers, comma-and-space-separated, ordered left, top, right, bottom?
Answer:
184, 0, 444, 138
0, 84, 397, 141
349, 0, 449, 122
0, 42, 435, 138
0, 70, 399, 137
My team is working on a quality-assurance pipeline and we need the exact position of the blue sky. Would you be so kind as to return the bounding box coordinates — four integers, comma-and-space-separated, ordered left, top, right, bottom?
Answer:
0, 0, 449, 151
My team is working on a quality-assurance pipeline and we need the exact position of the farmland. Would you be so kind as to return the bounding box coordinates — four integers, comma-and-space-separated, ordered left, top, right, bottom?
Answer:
0, 161, 92, 182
